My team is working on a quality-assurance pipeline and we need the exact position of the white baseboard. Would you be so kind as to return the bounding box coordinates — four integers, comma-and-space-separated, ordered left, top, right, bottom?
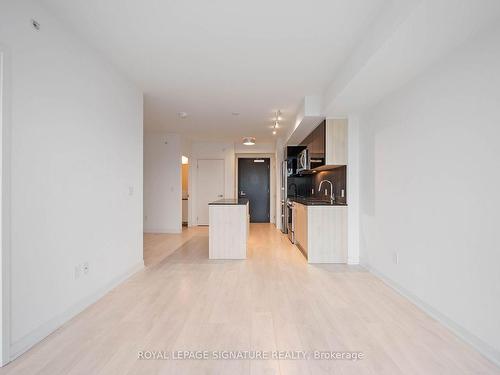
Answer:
362, 262, 500, 368
9, 261, 144, 361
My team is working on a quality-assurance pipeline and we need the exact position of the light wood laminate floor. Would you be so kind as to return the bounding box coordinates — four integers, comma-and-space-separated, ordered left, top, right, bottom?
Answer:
1, 224, 498, 374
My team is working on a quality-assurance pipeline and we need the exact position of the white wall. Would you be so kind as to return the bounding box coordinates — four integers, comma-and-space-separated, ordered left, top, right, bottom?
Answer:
347, 116, 360, 264
359, 24, 500, 364
0, 44, 11, 366
143, 133, 182, 233
0, 0, 143, 361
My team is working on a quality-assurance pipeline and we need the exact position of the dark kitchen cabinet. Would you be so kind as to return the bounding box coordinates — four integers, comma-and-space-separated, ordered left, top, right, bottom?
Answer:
299, 119, 347, 170
311, 121, 325, 160
302, 121, 325, 168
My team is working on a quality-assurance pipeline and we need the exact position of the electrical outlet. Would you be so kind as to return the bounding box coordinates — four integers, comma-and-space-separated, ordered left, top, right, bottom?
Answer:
82, 262, 89, 275
128, 186, 134, 196
393, 252, 399, 265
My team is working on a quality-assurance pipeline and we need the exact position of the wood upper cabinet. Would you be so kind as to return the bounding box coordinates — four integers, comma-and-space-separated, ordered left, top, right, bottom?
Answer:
325, 119, 347, 166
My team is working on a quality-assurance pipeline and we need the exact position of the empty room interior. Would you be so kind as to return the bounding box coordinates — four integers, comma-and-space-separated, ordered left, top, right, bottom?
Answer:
1, 0, 500, 374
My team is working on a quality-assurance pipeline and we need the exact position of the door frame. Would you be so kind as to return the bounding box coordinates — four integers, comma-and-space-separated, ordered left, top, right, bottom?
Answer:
181, 159, 189, 227
195, 158, 225, 226
0, 45, 12, 366
235, 153, 276, 224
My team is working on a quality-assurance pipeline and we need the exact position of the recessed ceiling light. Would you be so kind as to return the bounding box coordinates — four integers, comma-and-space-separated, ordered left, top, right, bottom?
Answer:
178, 112, 188, 119
242, 137, 256, 146
272, 130, 277, 135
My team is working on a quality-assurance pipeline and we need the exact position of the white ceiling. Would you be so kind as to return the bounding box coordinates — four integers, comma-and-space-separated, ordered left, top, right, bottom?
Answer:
323, 0, 500, 117
40, 0, 388, 142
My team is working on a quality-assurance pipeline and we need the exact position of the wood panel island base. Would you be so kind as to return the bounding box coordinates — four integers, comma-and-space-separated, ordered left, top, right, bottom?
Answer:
208, 198, 249, 259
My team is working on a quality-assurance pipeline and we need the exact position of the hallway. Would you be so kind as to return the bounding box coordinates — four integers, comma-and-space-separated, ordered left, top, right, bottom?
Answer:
1, 224, 497, 374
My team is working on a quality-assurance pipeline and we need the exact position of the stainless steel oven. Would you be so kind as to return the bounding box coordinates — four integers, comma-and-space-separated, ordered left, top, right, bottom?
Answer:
286, 200, 295, 243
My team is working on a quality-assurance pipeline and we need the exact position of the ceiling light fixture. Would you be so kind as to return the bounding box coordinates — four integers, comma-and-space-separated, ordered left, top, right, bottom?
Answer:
232, 112, 240, 116
178, 111, 188, 119
242, 137, 256, 146
272, 110, 282, 135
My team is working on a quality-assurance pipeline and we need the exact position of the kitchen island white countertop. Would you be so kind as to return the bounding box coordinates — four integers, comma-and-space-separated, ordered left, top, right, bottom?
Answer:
208, 198, 249, 259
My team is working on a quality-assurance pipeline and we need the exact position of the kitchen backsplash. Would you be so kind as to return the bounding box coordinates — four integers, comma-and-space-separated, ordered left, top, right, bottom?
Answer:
287, 166, 347, 204
312, 166, 347, 204
287, 175, 312, 198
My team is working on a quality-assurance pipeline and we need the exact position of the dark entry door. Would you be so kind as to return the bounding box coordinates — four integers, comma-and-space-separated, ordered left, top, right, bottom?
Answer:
238, 158, 270, 223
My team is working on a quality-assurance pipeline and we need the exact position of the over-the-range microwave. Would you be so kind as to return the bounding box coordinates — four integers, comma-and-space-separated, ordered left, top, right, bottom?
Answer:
297, 148, 310, 173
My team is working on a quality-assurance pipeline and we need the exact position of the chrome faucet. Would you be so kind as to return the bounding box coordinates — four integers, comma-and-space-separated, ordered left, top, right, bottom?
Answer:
318, 180, 334, 202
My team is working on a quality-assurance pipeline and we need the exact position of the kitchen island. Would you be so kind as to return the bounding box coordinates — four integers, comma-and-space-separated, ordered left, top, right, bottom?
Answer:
208, 198, 249, 259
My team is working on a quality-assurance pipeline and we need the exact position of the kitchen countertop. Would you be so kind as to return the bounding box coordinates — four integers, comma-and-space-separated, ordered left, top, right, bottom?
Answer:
209, 198, 249, 205
289, 197, 347, 206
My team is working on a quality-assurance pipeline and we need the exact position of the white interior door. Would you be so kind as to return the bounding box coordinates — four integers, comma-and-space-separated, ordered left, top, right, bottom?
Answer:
196, 159, 224, 225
